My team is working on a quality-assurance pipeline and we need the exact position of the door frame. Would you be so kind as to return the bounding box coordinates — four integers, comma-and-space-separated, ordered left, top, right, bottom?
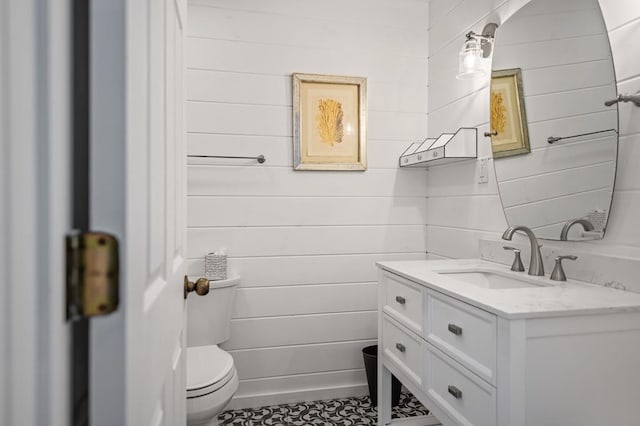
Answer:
1, 1, 73, 425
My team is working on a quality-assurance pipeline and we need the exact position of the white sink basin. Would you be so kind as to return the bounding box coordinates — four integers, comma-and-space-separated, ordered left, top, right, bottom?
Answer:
437, 269, 545, 289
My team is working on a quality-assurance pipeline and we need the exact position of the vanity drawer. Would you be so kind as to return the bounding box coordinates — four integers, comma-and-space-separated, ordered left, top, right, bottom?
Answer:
382, 315, 422, 387
425, 344, 496, 426
383, 272, 423, 335
426, 290, 497, 385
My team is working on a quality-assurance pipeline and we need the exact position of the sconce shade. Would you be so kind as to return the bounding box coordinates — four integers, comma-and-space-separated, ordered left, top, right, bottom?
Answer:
456, 23, 498, 80
457, 37, 485, 80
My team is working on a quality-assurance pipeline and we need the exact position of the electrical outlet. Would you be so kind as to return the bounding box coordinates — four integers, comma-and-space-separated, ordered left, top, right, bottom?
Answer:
478, 158, 489, 183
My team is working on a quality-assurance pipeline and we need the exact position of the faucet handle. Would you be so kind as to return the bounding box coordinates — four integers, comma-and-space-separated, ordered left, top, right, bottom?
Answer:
503, 246, 525, 272
550, 255, 578, 282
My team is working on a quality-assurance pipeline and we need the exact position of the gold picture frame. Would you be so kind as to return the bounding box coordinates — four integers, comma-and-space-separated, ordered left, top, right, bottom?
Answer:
490, 68, 530, 159
292, 73, 367, 171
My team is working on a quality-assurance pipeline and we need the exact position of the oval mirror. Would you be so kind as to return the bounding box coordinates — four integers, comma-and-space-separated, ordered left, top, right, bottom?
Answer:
489, 0, 618, 241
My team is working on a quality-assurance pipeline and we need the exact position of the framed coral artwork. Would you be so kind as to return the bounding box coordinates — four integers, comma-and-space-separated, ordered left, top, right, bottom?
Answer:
292, 73, 367, 170
490, 68, 530, 159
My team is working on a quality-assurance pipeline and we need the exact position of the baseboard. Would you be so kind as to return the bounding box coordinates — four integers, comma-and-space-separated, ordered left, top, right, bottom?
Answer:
226, 383, 369, 410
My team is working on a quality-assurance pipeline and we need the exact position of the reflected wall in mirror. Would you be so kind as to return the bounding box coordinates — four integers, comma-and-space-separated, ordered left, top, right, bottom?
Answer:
490, 0, 618, 241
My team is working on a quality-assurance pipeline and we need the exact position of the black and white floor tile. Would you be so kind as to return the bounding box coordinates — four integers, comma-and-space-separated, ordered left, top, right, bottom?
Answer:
219, 391, 430, 425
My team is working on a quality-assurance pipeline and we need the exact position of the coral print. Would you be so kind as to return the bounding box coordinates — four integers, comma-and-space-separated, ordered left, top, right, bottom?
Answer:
316, 98, 344, 146
491, 91, 506, 134
292, 73, 366, 170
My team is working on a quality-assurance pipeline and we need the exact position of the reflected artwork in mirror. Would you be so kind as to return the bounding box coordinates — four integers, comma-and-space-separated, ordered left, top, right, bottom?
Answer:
489, 0, 618, 241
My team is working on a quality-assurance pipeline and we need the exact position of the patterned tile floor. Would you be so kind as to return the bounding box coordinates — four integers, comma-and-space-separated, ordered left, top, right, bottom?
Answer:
219, 391, 430, 425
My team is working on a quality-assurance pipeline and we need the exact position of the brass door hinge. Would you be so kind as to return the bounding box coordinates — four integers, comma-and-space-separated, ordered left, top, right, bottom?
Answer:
66, 231, 120, 320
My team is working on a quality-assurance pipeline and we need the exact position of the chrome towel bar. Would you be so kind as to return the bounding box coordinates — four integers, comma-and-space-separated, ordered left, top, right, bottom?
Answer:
547, 128, 617, 144
187, 154, 266, 163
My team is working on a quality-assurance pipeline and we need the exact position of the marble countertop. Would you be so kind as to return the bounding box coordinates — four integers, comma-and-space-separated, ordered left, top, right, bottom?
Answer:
377, 259, 640, 319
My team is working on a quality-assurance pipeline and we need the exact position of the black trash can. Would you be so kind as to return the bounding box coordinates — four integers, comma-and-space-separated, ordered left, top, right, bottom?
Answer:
362, 345, 402, 407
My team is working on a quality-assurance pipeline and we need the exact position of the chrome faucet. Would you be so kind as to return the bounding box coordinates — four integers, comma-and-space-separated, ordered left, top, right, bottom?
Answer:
560, 218, 594, 241
501, 225, 545, 276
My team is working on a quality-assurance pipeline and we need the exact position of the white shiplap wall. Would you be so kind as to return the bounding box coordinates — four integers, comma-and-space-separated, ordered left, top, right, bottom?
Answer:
427, 0, 640, 263
185, 0, 429, 408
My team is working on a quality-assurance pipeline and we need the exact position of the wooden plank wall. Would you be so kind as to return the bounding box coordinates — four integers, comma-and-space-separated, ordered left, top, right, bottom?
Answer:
427, 0, 640, 259
185, 0, 429, 409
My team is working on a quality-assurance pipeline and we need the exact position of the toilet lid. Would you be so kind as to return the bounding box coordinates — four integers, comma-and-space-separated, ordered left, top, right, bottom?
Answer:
186, 345, 235, 392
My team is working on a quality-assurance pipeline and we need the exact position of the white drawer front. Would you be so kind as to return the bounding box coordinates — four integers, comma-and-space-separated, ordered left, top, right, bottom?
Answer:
382, 315, 422, 387
426, 344, 496, 426
426, 290, 497, 385
384, 272, 423, 335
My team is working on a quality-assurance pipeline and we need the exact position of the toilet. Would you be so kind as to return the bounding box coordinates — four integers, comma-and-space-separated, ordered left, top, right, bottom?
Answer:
186, 276, 240, 426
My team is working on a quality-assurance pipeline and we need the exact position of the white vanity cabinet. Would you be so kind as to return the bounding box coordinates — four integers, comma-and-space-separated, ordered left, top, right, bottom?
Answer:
377, 262, 640, 426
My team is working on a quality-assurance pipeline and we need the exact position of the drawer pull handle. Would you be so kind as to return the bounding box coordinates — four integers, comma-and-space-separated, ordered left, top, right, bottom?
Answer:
395, 296, 406, 305
448, 323, 463, 335
395, 343, 406, 353
448, 385, 463, 399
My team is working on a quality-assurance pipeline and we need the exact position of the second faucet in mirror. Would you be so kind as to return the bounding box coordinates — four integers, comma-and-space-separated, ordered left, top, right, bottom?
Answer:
560, 218, 595, 241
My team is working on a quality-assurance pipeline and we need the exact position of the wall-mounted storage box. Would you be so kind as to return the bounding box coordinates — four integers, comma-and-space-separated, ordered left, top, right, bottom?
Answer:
399, 128, 477, 167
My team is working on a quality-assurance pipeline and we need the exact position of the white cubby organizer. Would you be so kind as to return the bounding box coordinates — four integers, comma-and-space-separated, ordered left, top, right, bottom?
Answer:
399, 127, 477, 167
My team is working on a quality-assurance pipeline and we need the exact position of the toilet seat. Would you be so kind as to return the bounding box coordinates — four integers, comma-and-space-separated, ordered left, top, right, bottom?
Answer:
187, 345, 235, 399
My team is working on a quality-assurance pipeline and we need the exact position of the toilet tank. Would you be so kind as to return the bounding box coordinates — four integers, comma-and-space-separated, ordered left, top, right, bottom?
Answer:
186, 276, 240, 347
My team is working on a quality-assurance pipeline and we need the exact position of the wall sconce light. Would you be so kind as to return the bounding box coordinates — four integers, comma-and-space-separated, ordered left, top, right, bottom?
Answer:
456, 23, 499, 80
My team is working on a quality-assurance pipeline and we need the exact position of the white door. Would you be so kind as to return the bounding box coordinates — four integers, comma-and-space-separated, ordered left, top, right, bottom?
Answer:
89, 0, 188, 425
1, 1, 72, 425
